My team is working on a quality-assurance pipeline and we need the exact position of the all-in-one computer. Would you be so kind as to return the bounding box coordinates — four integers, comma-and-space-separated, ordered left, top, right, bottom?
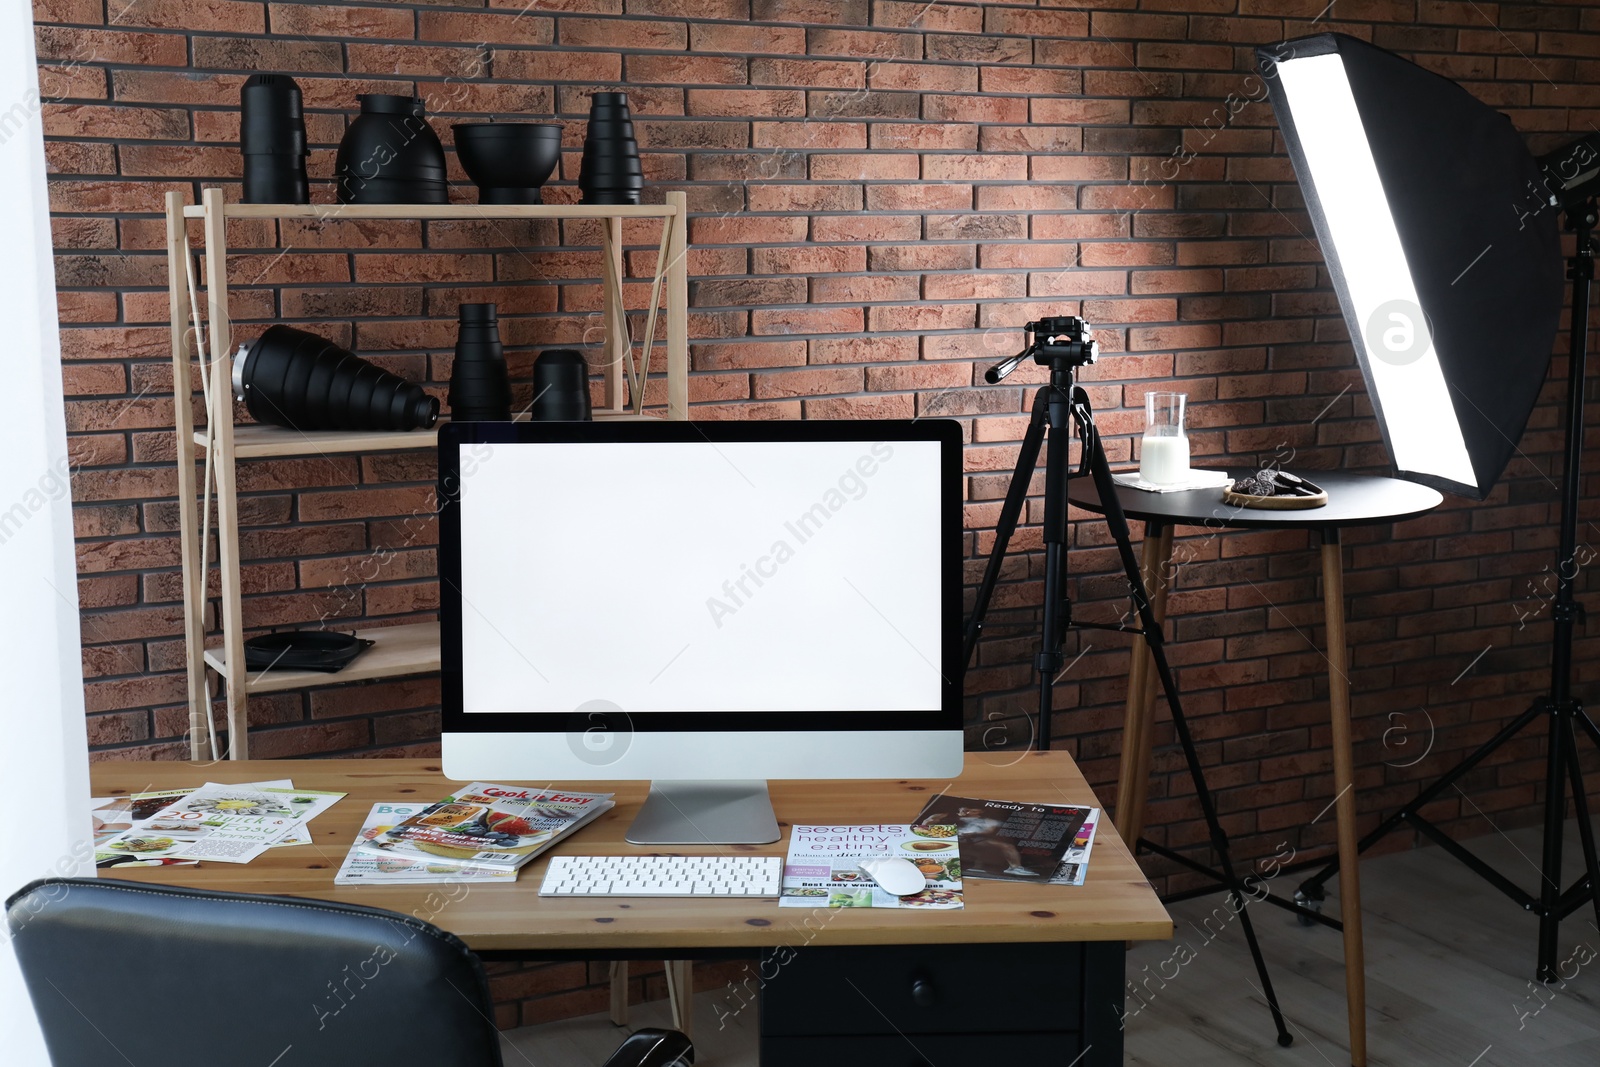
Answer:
438, 419, 964, 845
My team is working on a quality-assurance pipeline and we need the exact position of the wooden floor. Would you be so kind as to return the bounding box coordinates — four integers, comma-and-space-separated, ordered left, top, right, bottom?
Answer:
503, 821, 1600, 1066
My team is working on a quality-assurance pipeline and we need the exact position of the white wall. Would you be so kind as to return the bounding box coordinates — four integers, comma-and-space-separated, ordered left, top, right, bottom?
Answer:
0, 2, 92, 1060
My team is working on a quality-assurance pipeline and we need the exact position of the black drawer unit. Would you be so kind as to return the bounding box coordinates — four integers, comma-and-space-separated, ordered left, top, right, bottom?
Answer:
759, 941, 1125, 1065
758, 1032, 1079, 1066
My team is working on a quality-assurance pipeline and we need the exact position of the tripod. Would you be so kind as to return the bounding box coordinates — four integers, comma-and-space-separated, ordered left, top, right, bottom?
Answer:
963, 318, 1292, 1047
1294, 201, 1600, 981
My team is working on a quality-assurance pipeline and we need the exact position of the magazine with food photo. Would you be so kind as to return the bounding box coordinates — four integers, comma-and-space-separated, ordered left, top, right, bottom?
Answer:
779, 823, 963, 909
912, 794, 1090, 883
356, 783, 614, 872
95, 783, 345, 865
125, 780, 313, 847
335, 803, 518, 886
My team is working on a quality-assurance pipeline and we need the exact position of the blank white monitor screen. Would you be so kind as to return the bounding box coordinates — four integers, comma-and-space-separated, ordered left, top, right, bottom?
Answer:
456, 437, 944, 715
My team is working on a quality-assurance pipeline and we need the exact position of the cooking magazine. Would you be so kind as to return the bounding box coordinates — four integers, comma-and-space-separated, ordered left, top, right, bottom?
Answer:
335, 803, 518, 885
356, 783, 614, 872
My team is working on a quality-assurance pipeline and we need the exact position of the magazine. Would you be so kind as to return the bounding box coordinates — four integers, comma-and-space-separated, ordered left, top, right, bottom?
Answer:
912, 794, 1091, 883
128, 780, 313, 847
90, 796, 199, 870
356, 783, 614, 872
779, 823, 963, 909
95, 783, 345, 864
1048, 808, 1101, 887
90, 780, 315, 869
335, 803, 518, 886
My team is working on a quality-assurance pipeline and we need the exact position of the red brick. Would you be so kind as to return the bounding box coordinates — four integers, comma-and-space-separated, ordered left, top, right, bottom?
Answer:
347, 43, 485, 78
872, 0, 980, 32
690, 21, 806, 54
810, 153, 919, 181
750, 57, 862, 89
563, 17, 686, 49
865, 183, 971, 211
922, 154, 1027, 181
984, 8, 1089, 37
808, 28, 922, 59
922, 95, 1028, 124
810, 335, 918, 364
869, 61, 978, 93
272, 3, 418, 38
494, 49, 622, 82
810, 274, 919, 303
192, 36, 343, 72
115, 0, 265, 32
751, 307, 864, 336
805, 394, 915, 419
692, 215, 807, 244
752, 244, 865, 273
631, 54, 748, 84
750, 366, 863, 397
687, 88, 806, 118
811, 214, 920, 242
873, 125, 977, 153
754, 120, 865, 149
44, 103, 187, 140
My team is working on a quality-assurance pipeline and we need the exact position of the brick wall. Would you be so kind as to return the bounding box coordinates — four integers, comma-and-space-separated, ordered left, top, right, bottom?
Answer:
36, 0, 1600, 1027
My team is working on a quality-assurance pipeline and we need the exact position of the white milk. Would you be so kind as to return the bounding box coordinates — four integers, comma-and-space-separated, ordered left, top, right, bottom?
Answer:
1139, 434, 1191, 485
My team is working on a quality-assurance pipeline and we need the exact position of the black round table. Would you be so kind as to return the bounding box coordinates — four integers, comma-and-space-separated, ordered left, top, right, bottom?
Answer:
1069, 469, 1442, 1067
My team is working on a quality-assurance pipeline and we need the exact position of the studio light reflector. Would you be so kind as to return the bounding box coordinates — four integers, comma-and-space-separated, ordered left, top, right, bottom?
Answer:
1259, 34, 1564, 499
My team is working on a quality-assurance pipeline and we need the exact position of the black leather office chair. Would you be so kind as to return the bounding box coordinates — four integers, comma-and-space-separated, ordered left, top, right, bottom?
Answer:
7, 878, 692, 1067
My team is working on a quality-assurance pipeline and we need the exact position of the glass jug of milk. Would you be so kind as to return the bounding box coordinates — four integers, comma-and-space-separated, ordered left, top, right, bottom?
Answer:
1140, 392, 1190, 486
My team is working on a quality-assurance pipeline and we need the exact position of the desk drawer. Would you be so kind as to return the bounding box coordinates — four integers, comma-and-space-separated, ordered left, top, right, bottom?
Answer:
759, 942, 1083, 1036
759, 1032, 1079, 1066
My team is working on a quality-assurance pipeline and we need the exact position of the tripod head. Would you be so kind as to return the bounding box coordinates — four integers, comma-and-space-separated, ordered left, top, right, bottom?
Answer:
985, 316, 1099, 384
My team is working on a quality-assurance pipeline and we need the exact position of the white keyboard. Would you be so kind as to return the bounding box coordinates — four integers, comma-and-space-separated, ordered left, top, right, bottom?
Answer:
540, 855, 782, 897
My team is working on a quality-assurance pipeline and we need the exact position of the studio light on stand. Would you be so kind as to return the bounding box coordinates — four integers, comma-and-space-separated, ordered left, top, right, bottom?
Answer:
1259, 32, 1599, 985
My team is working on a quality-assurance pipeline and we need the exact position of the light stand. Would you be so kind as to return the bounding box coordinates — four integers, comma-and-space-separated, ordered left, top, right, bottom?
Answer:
1294, 190, 1600, 981
964, 318, 1293, 1047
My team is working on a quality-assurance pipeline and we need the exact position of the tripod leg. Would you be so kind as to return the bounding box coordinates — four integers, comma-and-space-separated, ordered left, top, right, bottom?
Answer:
962, 389, 1049, 672
1539, 699, 1570, 982
1115, 522, 1173, 851
1074, 395, 1293, 1048
1296, 700, 1545, 897
1562, 713, 1600, 944
1578, 704, 1600, 750
1322, 531, 1367, 1067
1035, 384, 1076, 749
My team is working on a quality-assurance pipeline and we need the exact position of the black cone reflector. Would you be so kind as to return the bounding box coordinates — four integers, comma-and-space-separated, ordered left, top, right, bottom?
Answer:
232, 325, 438, 432
1258, 33, 1564, 499
448, 303, 512, 422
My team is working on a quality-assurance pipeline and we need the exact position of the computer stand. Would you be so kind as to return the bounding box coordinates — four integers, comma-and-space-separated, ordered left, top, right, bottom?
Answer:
963, 361, 1293, 1048
626, 780, 782, 845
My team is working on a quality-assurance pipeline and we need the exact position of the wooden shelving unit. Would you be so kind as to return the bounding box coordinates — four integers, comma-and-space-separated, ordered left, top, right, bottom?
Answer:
167, 188, 690, 759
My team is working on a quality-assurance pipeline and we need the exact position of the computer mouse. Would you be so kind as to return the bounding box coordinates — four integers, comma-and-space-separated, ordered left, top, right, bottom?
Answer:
858, 856, 927, 897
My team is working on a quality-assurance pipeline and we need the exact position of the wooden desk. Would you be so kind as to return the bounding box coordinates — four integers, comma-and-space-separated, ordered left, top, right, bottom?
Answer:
92, 752, 1170, 1065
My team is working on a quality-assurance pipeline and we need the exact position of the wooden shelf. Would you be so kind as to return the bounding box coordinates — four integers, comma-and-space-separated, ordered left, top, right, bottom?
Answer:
196, 410, 659, 459
181, 203, 677, 220
203, 621, 441, 694
169, 187, 689, 758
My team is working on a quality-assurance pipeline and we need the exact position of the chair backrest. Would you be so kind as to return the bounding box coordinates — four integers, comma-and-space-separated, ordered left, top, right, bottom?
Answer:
7, 877, 504, 1067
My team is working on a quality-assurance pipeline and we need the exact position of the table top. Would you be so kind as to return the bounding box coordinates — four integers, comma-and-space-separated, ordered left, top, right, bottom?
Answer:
89, 753, 1172, 952
1068, 469, 1444, 531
